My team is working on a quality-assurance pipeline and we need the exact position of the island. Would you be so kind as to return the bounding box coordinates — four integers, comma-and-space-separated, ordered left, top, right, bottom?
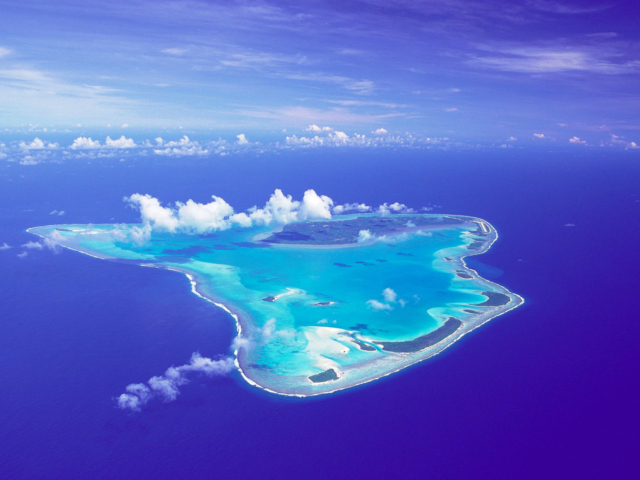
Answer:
29, 213, 523, 397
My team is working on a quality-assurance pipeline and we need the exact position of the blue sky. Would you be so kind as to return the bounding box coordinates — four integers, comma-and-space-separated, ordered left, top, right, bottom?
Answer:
1, 0, 639, 147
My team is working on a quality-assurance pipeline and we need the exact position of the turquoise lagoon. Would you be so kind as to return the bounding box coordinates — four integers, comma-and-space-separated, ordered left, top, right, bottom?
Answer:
29, 214, 523, 396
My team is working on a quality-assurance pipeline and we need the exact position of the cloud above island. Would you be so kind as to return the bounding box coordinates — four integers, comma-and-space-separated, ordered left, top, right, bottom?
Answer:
119, 189, 424, 243
125, 188, 334, 235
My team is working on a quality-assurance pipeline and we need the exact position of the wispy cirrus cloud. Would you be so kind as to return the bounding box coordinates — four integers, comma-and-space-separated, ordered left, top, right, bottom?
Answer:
530, 1, 612, 15
281, 73, 375, 95
471, 43, 640, 74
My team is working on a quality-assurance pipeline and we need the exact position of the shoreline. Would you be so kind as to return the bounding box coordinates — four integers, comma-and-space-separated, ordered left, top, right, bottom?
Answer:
27, 214, 524, 398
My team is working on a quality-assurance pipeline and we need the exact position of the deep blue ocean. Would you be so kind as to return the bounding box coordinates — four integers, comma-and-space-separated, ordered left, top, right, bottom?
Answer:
1, 148, 638, 479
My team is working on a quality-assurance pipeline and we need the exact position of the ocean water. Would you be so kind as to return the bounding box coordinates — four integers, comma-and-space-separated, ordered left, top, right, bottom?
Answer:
1, 148, 639, 478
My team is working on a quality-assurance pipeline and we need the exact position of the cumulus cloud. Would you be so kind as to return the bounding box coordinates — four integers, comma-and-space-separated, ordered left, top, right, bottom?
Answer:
21, 241, 43, 250
382, 288, 397, 303
19, 156, 40, 166
533, 133, 545, 139
305, 125, 333, 132
378, 202, 414, 215
0, 243, 12, 250
284, 131, 449, 149
124, 189, 334, 236
69, 136, 135, 149
367, 288, 406, 312
17, 251, 28, 258
153, 136, 209, 156
19, 138, 58, 150
249, 189, 332, 226
297, 190, 333, 220
70, 137, 101, 149
356, 229, 374, 244
357, 228, 410, 245
117, 352, 235, 411
42, 231, 64, 254
105, 136, 136, 148
285, 131, 353, 147
373, 128, 388, 134
333, 203, 371, 214
366, 299, 393, 311
231, 336, 251, 351
21, 233, 64, 254
627, 142, 638, 149
50, 210, 65, 216
236, 134, 249, 145
569, 136, 587, 145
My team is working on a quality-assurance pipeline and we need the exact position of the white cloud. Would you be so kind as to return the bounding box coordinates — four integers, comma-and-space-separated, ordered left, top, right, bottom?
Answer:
533, 133, 545, 139
564, 223, 576, 227
125, 189, 334, 236
249, 189, 332, 226
627, 142, 638, 149
50, 210, 65, 216
70, 137, 101, 149
284, 131, 449, 149
305, 125, 334, 132
21, 241, 43, 250
236, 133, 249, 145
569, 136, 587, 145
378, 202, 414, 215
121, 123, 129, 128
105, 136, 136, 148
532, 1, 611, 15
125, 194, 180, 232
297, 190, 333, 220
19, 138, 58, 150
161, 48, 188, 56
117, 352, 234, 411
231, 336, 251, 351
0, 243, 11, 251
373, 128, 387, 134
17, 251, 28, 258
333, 203, 371, 214
444, 107, 458, 112
508, 136, 517, 141
153, 136, 209, 156
473, 45, 639, 75
357, 228, 410, 245
382, 288, 397, 303
260, 318, 277, 340
356, 229, 374, 244
19, 156, 40, 166
0, 47, 11, 58
42, 232, 63, 254
366, 299, 393, 311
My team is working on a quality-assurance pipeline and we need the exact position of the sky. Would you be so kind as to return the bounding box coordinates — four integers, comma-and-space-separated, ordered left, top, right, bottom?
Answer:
1, 0, 639, 148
